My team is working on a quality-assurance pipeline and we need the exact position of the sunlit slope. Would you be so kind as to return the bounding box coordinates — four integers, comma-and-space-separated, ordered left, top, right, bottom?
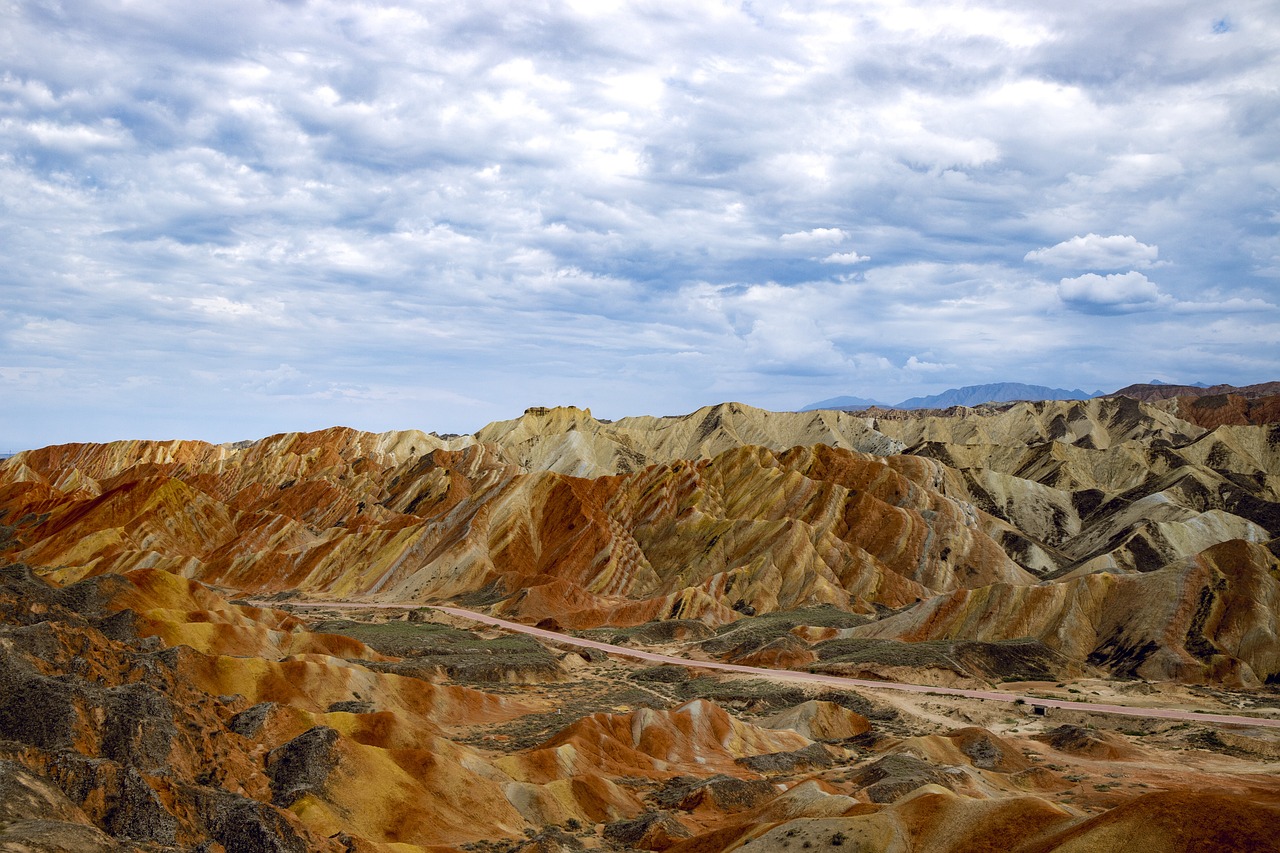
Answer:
3, 399, 1277, 628
1, 440, 1033, 627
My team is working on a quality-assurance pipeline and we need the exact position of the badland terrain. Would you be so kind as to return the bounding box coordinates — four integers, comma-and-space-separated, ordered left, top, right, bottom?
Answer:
1, 384, 1280, 851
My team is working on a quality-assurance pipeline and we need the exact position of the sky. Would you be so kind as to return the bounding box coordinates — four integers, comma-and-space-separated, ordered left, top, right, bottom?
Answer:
2, 0, 1278, 448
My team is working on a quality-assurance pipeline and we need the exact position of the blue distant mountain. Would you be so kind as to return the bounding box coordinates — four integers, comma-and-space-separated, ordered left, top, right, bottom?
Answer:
894, 383, 1102, 409
801, 394, 890, 411
1147, 379, 1211, 388
802, 382, 1104, 412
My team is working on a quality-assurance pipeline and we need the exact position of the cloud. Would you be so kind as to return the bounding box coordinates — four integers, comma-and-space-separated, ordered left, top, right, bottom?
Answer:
904, 355, 956, 373
1058, 271, 1166, 311
779, 228, 848, 246
1026, 234, 1160, 269
822, 251, 871, 265
0, 0, 1278, 447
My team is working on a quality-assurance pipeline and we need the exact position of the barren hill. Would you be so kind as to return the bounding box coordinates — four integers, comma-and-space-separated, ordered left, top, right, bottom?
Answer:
2, 397, 1280, 850
1110, 380, 1280, 402
2, 398, 1277, 649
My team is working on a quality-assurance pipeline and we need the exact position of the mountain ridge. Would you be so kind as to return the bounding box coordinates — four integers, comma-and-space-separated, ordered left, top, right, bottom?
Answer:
802, 379, 1280, 413
4, 396, 1277, 669
803, 382, 1103, 412
3, 398, 1280, 851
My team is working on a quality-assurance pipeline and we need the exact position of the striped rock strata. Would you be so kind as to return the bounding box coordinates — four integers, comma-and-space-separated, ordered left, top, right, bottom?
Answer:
1, 441, 1030, 628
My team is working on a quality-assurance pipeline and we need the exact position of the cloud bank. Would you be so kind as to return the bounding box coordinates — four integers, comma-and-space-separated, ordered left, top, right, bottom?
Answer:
1, 0, 1277, 446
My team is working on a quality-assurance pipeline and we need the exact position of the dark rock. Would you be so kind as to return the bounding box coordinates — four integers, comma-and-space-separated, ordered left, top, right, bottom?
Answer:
512, 826, 584, 853
92, 609, 140, 644
735, 742, 835, 774
0, 672, 81, 751
195, 787, 315, 853
0, 758, 91, 825
849, 754, 955, 803
1031, 724, 1134, 760
101, 683, 177, 773
59, 573, 138, 621
946, 727, 1028, 773
603, 810, 691, 850
267, 726, 340, 806
230, 702, 280, 738
326, 700, 376, 714
0, 565, 75, 624
46, 753, 179, 844
654, 774, 778, 811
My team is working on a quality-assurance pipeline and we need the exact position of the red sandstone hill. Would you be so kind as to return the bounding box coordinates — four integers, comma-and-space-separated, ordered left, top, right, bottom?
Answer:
1108, 382, 1280, 427
1110, 381, 1280, 403
1, 399, 1277, 682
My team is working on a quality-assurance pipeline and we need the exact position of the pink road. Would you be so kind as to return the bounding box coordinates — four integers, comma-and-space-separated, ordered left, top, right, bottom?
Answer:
267, 599, 1280, 730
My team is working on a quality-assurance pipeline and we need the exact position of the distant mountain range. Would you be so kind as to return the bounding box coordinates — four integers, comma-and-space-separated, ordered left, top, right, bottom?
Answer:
802, 382, 1103, 412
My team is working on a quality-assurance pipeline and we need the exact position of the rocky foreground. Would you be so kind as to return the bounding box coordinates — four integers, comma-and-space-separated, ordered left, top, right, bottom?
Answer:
1, 397, 1279, 850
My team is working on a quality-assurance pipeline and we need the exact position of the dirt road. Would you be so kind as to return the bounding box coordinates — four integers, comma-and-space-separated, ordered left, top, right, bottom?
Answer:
275, 599, 1280, 730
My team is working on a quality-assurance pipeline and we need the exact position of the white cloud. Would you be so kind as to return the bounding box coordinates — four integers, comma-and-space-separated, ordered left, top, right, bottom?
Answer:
1169, 296, 1276, 313
904, 355, 955, 373
780, 228, 848, 245
822, 251, 871, 264
1058, 271, 1166, 311
0, 0, 1278, 447
1026, 234, 1160, 269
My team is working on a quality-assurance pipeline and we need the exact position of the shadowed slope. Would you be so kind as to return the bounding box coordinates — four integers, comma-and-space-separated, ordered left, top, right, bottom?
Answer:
847, 539, 1280, 684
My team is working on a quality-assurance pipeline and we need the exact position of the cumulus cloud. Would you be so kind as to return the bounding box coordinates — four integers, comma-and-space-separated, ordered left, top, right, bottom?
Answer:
1026, 234, 1160, 269
1058, 271, 1166, 311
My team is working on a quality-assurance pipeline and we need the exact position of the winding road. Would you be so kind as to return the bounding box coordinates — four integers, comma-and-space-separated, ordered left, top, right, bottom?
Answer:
276, 599, 1280, 731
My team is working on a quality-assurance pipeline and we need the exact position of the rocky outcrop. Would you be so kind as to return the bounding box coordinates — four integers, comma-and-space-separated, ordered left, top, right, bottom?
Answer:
849, 753, 959, 802
603, 811, 692, 850
0, 564, 342, 851
846, 539, 1280, 684
266, 726, 340, 806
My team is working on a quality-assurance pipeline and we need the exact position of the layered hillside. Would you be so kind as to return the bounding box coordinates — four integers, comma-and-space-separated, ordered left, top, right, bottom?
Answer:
871, 398, 1278, 576
845, 539, 1280, 684
4, 563, 1280, 852
1108, 382, 1280, 428
3, 393, 1280, 850
1111, 380, 1280, 403
1, 398, 1277, 672
0, 439, 1029, 628
476, 402, 905, 475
